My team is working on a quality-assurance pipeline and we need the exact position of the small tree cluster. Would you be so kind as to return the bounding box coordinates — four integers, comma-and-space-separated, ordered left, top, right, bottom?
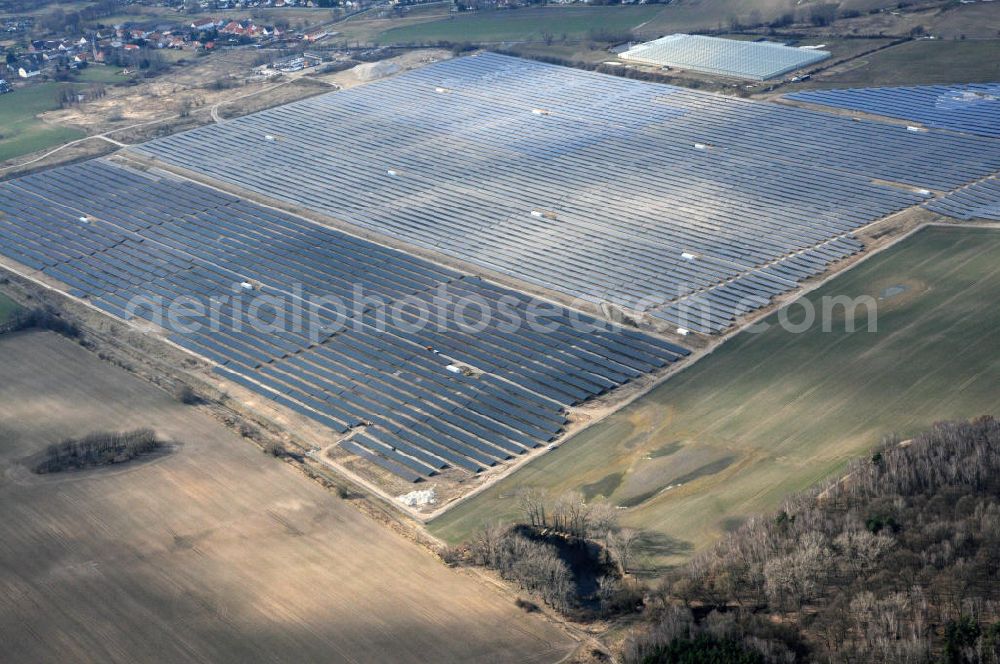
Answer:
35, 428, 160, 474
462, 490, 645, 618
517, 489, 637, 573
809, 3, 840, 26
470, 523, 575, 611
173, 384, 199, 405
262, 440, 286, 458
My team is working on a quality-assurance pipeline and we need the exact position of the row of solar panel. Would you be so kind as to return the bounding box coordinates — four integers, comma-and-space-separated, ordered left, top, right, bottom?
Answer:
5, 162, 462, 308
130, 141, 892, 312
0, 172, 558, 476
139, 122, 912, 257
652, 237, 863, 332
786, 84, 1000, 139
0, 159, 688, 481
399, 55, 999, 188
926, 178, 1000, 221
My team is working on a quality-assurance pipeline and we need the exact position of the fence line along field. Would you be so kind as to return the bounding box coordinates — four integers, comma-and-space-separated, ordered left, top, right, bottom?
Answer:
0, 330, 574, 663
430, 226, 1000, 571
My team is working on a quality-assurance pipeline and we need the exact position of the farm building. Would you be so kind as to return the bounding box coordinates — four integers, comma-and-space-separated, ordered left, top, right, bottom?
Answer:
619, 34, 830, 81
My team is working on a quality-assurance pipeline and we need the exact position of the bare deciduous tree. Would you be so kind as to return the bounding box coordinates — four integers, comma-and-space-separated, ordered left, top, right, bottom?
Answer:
607, 528, 639, 576
517, 488, 546, 528
586, 502, 619, 540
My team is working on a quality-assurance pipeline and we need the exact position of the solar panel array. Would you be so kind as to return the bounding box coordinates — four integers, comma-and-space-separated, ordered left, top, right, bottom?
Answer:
0, 159, 688, 482
926, 178, 1000, 221
620, 34, 830, 81
135, 53, 1000, 333
786, 84, 1000, 138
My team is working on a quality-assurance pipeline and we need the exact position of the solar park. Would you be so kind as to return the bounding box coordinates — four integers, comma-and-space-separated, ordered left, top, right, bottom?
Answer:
0, 159, 686, 483
2, 52, 999, 491
135, 53, 1000, 334
619, 34, 831, 81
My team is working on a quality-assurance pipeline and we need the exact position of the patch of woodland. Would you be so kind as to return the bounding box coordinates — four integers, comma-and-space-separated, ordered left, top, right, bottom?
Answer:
32, 428, 167, 474
622, 416, 1000, 663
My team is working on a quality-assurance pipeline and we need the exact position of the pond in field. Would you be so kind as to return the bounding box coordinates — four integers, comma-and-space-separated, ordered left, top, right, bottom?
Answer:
880, 283, 910, 299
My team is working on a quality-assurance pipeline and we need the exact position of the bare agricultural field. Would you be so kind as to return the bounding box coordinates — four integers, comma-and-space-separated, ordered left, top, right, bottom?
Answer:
0, 52, 269, 169
0, 135, 117, 181
635, 0, 792, 36
217, 77, 336, 120
334, 4, 454, 45
636, 0, 987, 39
634, 0, 912, 37
0, 331, 574, 663
783, 39, 1000, 91
314, 48, 453, 89
430, 226, 1000, 572
3, 50, 336, 172
831, 2, 1000, 40
80, 4, 335, 30
922, 3, 1000, 39
497, 42, 617, 66
375, 6, 662, 45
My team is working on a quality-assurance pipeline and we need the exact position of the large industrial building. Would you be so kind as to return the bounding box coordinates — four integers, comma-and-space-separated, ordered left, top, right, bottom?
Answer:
619, 34, 830, 80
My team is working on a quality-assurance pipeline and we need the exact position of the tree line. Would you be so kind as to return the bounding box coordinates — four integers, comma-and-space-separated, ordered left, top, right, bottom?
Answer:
39, 0, 124, 35
0, 306, 80, 338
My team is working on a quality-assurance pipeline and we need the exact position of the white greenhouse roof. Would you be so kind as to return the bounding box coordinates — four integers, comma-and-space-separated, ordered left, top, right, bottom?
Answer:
620, 34, 830, 81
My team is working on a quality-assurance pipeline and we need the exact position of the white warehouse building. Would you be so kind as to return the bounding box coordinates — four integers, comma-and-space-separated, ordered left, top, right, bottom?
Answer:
620, 34, 831, 81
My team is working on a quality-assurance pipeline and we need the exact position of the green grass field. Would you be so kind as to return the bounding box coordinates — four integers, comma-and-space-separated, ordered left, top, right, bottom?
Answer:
71, 66, 131, 85
634, 0, 793, 36
376, 6, 662, 44
0, 293, 21, 325
0, 83, 86, 164
430, 226, 1000, 572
